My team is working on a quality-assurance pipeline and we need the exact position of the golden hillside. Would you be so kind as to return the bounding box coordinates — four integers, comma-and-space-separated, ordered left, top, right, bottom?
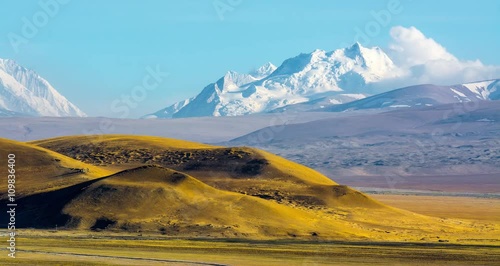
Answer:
60, 165, 355, 238
32, 135, 381, 210
0, 134, 494, 243
0, 138, 112, 199
9, 162, 494, 242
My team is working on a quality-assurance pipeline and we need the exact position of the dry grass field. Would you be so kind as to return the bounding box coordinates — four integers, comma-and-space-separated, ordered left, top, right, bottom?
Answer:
0, 234, 499, 265
1, 135, 499, 265
0, 138, 112, 199
371, 194, 500, 222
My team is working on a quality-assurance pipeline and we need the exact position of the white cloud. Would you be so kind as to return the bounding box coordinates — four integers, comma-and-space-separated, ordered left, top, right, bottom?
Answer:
389, 26, 457, 67
381, 26, 500, 87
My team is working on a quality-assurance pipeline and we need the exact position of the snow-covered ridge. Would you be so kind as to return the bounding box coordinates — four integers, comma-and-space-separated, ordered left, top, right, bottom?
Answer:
461, 80, 499, 100
318, 79, 500, 113
0, 58, 85, 117
147, 41, 499, 119
147, 42, 399, 118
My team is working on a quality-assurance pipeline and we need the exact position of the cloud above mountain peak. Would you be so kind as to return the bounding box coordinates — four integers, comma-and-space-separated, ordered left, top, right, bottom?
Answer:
389, 26, 457, 66
386, 26, 500, 86
146, 26, 499, 119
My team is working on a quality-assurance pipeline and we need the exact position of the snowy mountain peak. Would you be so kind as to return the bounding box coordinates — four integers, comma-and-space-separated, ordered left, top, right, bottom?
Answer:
311, 48, 326, 56
218, 71, 256, 92
0, 58, 86, 117
346, 41, 372, 54
344, 42, 367, 58
146, 43, 403, 118
250, 62, 277, 79
351, 41, 363, 49
341, 43, 397, 83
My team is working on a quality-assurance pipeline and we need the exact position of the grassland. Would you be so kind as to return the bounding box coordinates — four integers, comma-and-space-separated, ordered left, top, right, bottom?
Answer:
1, 233, 499, 265
1, 135, 499, 265
0, 138, 113, 199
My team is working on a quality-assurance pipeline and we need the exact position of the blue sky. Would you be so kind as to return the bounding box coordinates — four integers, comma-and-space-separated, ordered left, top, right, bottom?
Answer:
0, 0, 499, 117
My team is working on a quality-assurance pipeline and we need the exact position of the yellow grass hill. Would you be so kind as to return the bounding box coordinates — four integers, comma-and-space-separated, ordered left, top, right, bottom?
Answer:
0, 137, 112, 199
60, 165, 357, 238
0, 135, 496, 243
32, 135, 381, 210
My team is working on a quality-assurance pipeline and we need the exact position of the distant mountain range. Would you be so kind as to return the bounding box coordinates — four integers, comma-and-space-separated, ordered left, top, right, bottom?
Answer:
1, 45, 498, 119
0, 58, 85, 117
146, 43, 499, 119
145, 42, 399, 118
281, 79, 500, 113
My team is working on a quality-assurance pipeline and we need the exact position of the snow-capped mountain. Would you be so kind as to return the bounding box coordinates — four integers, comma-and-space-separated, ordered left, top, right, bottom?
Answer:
148, 63, 277, 118
317, 79, 500, 112
249, 62, 277, 79
0, 58, 86, 117
147, 42, 399, 118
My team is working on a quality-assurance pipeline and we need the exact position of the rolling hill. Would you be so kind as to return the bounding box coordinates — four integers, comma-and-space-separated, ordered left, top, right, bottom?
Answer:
0, 138, 111, 199
315, 79, 500, 113
229, 101, 500, 191
269, 79, 500, 113
32, 135, 381, 210
56, 165, 357, 238
0, 135, 496, 243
